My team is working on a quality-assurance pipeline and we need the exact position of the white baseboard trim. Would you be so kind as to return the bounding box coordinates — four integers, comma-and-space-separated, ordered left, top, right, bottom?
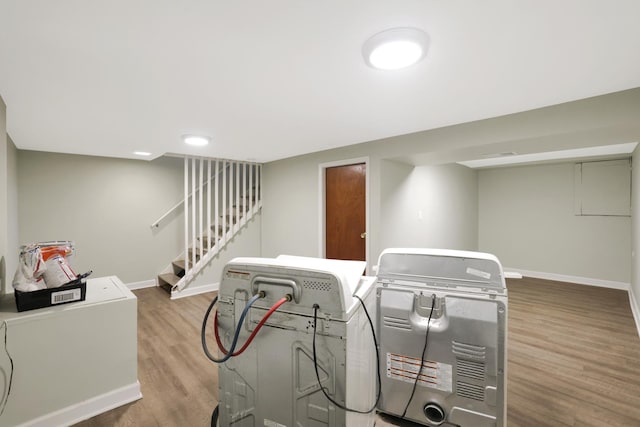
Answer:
506, 268, 630, 291
629, 287, 640, 338
18, 381, 142, 427
504, 271, 523, 279
127, 279, 156, 290
171, 282, 219, 300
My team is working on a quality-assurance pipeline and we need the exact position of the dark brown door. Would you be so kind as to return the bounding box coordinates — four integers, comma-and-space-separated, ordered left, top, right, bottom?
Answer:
325, 163, 366, 261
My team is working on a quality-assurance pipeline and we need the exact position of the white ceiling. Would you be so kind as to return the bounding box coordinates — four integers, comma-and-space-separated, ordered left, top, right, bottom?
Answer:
1, 1, 640, 163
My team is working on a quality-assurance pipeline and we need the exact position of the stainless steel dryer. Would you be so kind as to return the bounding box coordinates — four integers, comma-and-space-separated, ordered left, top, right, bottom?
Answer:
375, 248, 507, 427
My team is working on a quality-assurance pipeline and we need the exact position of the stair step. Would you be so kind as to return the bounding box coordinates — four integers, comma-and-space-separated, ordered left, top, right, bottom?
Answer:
158, 273, 180, 286
232, 201, 257, 210
206, 226, 227, 236
225, 207, 243, 216
211, 224, 229, 236
229, 202, 254, 218
172, 259, 190, 277
221, 214, 239, 224
158, 273, 181, 293
188, 245, 209, 259
245, 194, 258, 201
198, 236, 223, 248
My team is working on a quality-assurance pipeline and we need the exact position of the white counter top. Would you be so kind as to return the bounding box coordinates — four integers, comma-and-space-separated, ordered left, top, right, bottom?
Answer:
0, 275, 135, 322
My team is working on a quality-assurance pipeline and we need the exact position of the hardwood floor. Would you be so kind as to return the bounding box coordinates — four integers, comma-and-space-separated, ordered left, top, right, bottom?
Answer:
505, 277, 640, 427
75, 288, 220, 427
74, 277, 640, 427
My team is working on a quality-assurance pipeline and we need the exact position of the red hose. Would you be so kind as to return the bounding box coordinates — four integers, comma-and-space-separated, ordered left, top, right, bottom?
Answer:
214, 309, 225, 352
215, 296, 289, 357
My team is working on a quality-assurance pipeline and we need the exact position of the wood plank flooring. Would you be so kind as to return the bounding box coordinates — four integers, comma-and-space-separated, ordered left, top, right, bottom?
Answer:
505, 277, 640, 427
75, 288, 220, 426
74, 277, 640, 427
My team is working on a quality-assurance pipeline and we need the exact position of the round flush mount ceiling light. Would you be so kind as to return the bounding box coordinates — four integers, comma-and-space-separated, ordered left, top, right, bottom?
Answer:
363, 27, 430, 70
183, 135, 210, 147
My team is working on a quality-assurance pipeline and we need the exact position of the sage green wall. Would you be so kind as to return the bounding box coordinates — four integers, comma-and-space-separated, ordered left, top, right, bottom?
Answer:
380, 161, 478, 253
631, 147, 640, 324
479, 162, 631, 284
0, 95, 7, 294
0, 97, 18, 296
17, 151, 186, 284
5, 136, 18, 294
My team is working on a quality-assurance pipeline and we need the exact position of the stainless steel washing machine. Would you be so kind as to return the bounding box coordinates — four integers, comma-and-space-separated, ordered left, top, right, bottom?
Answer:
215, 255, 377, 427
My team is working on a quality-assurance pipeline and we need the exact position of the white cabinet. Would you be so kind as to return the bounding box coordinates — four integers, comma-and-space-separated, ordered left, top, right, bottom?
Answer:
0, 276, 140, 427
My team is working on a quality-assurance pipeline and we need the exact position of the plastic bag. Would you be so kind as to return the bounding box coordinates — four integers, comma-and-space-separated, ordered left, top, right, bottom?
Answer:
13, 242, 78, 291
12, 244, 47, 292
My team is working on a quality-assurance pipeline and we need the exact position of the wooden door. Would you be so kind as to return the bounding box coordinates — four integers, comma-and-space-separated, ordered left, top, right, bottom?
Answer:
325, 163, 366, 261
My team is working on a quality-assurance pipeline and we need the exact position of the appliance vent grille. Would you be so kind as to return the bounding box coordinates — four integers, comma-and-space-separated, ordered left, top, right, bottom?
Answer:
452, 340, 486, 361
456, 358, 486, 381
303, 280, 332, 292
382, 316, 412, 330
456, 381, 485, 401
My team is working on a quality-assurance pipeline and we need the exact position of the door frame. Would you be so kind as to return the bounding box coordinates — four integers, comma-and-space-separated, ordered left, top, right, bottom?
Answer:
318, 156, 370, 272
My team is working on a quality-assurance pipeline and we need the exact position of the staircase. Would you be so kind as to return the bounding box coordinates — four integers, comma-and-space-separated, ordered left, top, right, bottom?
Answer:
154, 157, 262, 296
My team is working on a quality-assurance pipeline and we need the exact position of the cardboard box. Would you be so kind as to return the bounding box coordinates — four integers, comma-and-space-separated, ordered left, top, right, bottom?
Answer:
14, 281, 87, 312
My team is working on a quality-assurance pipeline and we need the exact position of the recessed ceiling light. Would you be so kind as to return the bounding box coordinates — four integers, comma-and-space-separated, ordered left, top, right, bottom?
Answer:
133, 151, 152, 156
363, 27, 430, 70
183, 135, 210, 147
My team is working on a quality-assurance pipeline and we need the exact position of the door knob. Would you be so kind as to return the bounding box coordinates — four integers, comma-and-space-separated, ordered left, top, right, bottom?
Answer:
360, 232, 367, 239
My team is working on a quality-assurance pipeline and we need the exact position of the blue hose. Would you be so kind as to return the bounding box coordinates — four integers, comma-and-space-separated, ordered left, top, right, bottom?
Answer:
202, 293, 263, 364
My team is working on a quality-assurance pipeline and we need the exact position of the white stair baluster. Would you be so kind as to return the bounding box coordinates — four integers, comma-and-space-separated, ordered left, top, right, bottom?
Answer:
222, 160, 227, 244
235, 162, 240, 230
191, 157, 197, 272
207, 159, 211, 253
184, 157, 189, 278
249, 163, 254, 217
214, 159, 219, 251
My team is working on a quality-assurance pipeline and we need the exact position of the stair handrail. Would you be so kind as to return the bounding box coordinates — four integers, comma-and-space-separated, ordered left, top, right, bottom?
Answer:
150, 161, 231, 229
